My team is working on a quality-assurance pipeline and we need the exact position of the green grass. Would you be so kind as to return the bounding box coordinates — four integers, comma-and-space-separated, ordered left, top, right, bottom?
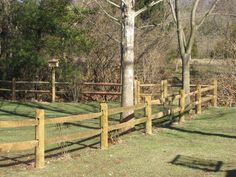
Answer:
0, 101, 236, 177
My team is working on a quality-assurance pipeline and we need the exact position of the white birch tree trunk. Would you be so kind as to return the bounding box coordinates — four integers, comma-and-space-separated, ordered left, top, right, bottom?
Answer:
121, 0, 135, 122
101, 0, 164, 122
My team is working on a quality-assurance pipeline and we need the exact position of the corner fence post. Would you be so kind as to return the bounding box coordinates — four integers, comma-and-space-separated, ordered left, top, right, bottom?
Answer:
35, 109, 45, 168
145, 96, 152, 135
179, 89, 185, 123
12, 78, 16, 101
196, 84, 202, 114
213, 79, 217, 107
100, 103, 108, 150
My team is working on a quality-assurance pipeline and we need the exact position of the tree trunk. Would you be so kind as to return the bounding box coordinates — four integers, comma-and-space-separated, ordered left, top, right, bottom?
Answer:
121, 0, 135, 122
182, 55, 191, 106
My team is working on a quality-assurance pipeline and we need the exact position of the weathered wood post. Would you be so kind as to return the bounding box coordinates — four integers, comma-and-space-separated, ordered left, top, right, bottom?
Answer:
52, 68, 56, 102
163, 80, 168, 99
35, 76, 38, 101
100, 103, 108, 150
12, 78, 16, 101
48, 59, 59, 103
213, 79, 217, 107
179, 89, 185, 123
145, 96, 152, 135
161, 80, 164, 102
134, 80, 141, 104
196, 84, 202, 114
35, 109, 45, 168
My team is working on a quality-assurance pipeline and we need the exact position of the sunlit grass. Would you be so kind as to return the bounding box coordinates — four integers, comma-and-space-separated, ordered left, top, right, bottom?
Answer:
0, 100, 235, 177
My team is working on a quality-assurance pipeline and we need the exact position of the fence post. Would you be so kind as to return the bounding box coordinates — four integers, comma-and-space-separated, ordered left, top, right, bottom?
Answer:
213, 79, 217, 107
12, 78, 16, 101
100, 103, 108, 150
145, 96, 152, 135
163, 80, 168, 99
161, 80, 164, 102
179, 89, 185, 123
51, 67, 56, 103
196, 84, 202, 114
134, 80, 140, 104
35, 109, 45, 168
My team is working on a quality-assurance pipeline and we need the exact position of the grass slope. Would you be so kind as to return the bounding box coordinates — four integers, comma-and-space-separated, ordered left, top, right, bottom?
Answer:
0, 101, 235, 177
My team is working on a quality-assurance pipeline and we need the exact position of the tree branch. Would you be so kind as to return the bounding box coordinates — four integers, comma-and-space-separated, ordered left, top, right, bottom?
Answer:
95, 0, 121, 24
168, 0, 187, 48
70, 2, 120, 44
168, 0, 177, 23
105, 0, 120, 9
186, 0, 200, 54
135, 0, 164, 17
174, 0, 186, 57
197, 0, 220, 28
106, 33, 121, 44
211, 13, 236, 18
191, 0, 200, 27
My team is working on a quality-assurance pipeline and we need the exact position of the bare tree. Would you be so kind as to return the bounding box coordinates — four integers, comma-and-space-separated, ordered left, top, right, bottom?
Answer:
99, 0, 163, 122
168, 0, 220, 105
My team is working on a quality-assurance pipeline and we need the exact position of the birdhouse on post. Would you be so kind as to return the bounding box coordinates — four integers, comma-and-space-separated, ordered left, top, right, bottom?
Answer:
48, 59, 59, 68
48, 59, 59, 103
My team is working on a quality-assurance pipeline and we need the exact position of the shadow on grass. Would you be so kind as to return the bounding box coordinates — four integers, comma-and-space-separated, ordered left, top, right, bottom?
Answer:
0, 135, 100, 168
226, 169, 236, 177
168, 126, 236, 139
170, 155, 223, 172
0, 109, 35, 119
0, 125, 139, 168
18, 101, 99, 116
0, 100, 100, 119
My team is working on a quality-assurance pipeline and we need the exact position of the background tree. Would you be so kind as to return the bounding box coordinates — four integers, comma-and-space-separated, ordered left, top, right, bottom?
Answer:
168, 0, 220, 105
0, 0, 93, 81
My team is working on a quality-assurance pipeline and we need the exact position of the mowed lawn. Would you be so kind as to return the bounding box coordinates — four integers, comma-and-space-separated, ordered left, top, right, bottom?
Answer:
0, 100, 236, 177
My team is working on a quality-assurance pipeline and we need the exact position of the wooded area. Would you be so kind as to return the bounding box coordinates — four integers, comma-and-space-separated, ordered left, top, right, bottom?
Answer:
0, 0, 235, 106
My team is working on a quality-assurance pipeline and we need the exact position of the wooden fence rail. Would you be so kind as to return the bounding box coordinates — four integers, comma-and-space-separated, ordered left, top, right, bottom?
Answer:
0, 80, 217, 169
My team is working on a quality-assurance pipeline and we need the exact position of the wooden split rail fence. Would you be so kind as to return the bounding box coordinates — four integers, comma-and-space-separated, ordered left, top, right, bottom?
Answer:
0, 80, 122, 102
0, 78, 217, 103
0, 79, 69, 101
0, 81, 217, 168
134, 79, 217, 105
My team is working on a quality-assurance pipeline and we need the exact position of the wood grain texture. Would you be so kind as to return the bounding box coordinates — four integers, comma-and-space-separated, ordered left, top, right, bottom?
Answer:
0, 120, 36, 128
0, 140, 38, 152
46, 112, 102, 124
145, 96, 152, 135
35, 109, 45, 169
100, 103, 108, 150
